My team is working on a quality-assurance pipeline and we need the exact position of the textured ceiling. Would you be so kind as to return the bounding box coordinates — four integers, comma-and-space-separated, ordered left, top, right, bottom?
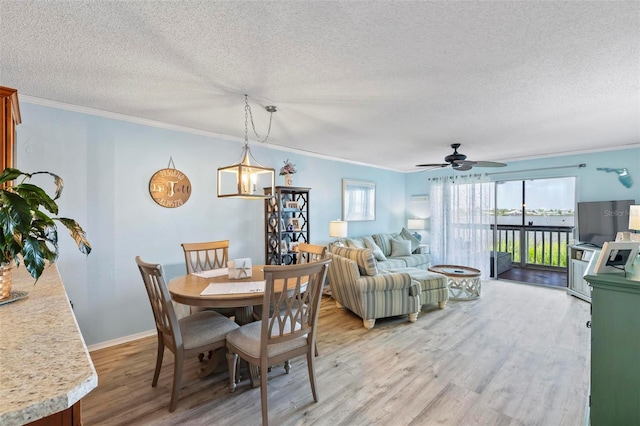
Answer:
1, 1, 638, 171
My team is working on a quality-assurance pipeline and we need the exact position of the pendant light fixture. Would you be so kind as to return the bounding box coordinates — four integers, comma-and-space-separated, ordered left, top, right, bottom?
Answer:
217, 94, 276, 199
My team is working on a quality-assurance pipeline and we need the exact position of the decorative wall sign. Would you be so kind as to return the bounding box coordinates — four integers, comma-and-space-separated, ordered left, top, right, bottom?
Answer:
149, 158, 191, 208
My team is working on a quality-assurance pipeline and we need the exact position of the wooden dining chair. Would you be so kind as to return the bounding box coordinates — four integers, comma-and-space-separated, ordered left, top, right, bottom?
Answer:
181, 240, 235, 316
296, 243, 327, 264
295, 243, 327, 357
135, 256, 239, 412
225, 258, 331, 426
181, 240, 229, 273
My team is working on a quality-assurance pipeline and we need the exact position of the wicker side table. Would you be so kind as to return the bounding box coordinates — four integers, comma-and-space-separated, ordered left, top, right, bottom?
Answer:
428, 264, 482, 300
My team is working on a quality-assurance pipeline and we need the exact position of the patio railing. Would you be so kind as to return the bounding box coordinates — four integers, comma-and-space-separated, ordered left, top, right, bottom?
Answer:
492, 224, 575, 269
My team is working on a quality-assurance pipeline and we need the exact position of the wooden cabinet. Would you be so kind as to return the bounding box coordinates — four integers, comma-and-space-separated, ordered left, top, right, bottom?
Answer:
1, 265, 96, 425
264, 186, 310, 265
584, 257, 640, 424
567, 245, 595, 302
26, 402, 81, 426
0, 86, 21, 172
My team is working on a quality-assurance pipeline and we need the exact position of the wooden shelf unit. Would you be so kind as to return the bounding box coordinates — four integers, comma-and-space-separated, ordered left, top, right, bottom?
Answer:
264, 186, 310, 265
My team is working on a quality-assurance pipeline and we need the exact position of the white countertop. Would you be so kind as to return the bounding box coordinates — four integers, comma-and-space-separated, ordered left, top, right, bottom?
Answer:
0, 263, 98, 425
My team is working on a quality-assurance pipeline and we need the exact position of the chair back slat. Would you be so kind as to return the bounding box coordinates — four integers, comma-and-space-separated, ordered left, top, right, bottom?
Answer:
181, 240, 229, 273
296, 243, 327, 264
261, 259, 331, 348
136, 256, 182, 349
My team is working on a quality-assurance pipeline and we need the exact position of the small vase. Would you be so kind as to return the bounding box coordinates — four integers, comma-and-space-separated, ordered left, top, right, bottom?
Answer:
0, 263, 12, 302
285, 174, 294, 186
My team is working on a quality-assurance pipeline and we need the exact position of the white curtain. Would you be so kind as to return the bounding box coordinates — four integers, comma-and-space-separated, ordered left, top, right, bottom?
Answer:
429, 174, 493, 279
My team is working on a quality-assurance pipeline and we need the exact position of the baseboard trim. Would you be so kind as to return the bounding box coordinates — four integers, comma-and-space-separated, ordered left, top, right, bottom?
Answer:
88, 329, 156, 352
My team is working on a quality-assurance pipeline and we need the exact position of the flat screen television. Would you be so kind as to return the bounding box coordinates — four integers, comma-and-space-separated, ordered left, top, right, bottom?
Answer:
577, 199, 635, 247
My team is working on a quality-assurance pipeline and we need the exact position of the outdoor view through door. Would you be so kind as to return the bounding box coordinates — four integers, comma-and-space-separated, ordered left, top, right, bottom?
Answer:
493, 177, 576, 287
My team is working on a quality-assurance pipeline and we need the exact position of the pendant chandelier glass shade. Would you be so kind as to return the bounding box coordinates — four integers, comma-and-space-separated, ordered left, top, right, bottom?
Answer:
217, 95, 276, 199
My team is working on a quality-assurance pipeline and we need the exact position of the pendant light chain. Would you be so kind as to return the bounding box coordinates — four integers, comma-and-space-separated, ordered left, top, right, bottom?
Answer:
244, 94, 275, 144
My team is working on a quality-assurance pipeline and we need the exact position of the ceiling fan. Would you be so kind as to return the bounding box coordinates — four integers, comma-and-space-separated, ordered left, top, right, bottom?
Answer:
416, 143, 507, 171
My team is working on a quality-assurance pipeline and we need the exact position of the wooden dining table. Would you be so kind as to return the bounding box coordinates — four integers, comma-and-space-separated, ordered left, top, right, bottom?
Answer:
168, 265, 293, 384
168, 265, 268, 326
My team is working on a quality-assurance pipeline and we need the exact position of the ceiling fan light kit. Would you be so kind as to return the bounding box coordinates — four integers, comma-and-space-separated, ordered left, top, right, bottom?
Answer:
417, 143, 507, 171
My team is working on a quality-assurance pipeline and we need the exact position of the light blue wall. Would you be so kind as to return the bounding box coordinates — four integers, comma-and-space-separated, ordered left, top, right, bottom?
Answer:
405, 148, 640, 241
16, 101, 639, 346
16, 102, 405, 346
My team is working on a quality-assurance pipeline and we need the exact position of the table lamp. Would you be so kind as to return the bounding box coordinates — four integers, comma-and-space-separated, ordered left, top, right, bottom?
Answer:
329, 220, 348, 240
407, 218, 426, 241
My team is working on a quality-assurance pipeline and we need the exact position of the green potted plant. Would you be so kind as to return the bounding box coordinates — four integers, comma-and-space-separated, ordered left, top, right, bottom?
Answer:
0, 167, 91, 300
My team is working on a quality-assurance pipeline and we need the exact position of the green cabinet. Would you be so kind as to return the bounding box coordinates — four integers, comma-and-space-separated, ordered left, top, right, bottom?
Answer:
584, 257, 640, 425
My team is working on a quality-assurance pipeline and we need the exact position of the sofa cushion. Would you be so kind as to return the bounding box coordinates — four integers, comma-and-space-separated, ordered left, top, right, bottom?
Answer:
372, 232, 400, 256
400, 227, 421, 253
394, 253, 430, 268
376, 258, 408, 271
388, 267, 448, 291
345, 238, 365, 249
362, 235, 387, 261
330, 246, 378, 276
390, 238, 412, 257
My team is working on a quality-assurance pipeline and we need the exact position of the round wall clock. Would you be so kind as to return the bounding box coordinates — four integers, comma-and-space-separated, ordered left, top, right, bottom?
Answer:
148, 168, 191, 208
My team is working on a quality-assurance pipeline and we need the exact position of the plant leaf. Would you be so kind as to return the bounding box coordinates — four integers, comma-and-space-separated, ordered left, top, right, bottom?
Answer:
30, 171, 64, 200
22, 236, 53, 280
0, 191, 33, 233
12, 183, 59, 215
57, 217, 92, 255
0, 168, 30, 186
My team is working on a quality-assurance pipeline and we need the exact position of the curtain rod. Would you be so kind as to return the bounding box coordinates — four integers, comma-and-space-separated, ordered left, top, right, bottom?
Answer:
427, 173, 484, 181
485, 163, 586, 176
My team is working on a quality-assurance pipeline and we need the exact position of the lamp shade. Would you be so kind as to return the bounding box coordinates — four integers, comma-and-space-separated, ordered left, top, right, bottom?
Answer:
329, 220, 348, 238
407, 219, 426, 230
629, 205, 640, 231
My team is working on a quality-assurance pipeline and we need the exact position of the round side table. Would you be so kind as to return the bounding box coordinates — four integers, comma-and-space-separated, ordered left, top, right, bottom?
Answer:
428, 264, 482, 300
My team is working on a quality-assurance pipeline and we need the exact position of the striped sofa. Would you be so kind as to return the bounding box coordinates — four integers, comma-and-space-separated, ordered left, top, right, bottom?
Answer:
334, 231, 431, 271
327, 246, 421, 329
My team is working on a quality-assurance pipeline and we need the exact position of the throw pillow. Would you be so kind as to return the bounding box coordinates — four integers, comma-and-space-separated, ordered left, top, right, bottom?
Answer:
362, 235, 387, 261
345, 238, 365, 249
390, 238, 412, 257
372, 232, 400, 256
400, 227, 421, 253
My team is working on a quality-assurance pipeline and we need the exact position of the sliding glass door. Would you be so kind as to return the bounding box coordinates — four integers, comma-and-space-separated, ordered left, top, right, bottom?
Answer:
493, 177, 576, 282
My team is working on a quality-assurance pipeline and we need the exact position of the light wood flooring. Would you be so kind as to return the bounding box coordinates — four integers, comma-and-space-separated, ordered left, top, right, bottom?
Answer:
84, 280, 591, 426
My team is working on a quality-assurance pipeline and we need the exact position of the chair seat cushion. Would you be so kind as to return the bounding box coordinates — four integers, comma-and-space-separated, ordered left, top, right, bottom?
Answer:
227, 320, 308, 359
179, 311, 239, 350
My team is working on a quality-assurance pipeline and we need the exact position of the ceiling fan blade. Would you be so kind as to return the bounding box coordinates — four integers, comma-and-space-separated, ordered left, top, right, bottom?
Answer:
471, 161, 507, 168
415, 163, 449, 168
452, 163, 473, 171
